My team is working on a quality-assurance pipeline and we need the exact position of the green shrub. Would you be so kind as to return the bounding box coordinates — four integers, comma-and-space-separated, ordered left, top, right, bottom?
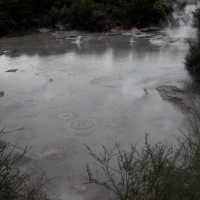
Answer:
0, 129, 47, 200
85, 105, 200, 200
184, 39, 200, 82
85, 138, 182, 200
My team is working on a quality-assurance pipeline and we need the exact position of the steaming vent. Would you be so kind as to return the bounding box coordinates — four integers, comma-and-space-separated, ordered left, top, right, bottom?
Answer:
150, 1, 200, 46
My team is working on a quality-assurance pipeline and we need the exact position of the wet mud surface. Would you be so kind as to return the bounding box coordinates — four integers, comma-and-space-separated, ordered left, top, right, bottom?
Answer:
58, 112, 74, 120
44, 145, 67, 158
156, 85, 195, 116
63, 174, 93, 193
0, 32, 190, 199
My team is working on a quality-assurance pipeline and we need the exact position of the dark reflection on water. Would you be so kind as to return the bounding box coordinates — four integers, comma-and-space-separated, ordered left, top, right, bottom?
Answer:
0, 33, 184, 57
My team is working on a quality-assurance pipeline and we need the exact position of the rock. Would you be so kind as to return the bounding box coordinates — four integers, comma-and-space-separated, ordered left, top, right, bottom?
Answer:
135, 33, 154, 38
4, 49, 17, 54
0, 91, 4, 97
121, 32, 133, 36
110, 26, 122, 32
5, 69, 18, 73
107, 26, 123, 36
131, 28, 142, 34
156, 85, 195, 116
139, 26, 162, 33
106, 32, 122, 36
168, 38, 180, 44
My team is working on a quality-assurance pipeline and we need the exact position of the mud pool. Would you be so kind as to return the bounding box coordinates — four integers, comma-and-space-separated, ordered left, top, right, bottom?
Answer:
0, 32, 190, 199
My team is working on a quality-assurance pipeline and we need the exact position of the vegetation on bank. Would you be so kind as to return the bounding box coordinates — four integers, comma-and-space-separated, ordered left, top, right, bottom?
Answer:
2, 106, 200, 200
1, 1, 200, 199
0, 129, 47, 200
85, 106, 200, 200
0, 0, 181, 34
185, 39, 200, 82
184, 7, 200, 82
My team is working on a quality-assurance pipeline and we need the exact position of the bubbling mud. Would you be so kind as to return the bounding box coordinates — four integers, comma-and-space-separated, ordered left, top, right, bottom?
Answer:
25, 99, 40, 105
149, 117, 177, 128
70, 120, 94, 130
63, 174, 93, 193
44, 145, 67, 158
18, 132, 33, 140
58, 112, 74, 120
89, 77, 122, 85
69, 118, 99, 134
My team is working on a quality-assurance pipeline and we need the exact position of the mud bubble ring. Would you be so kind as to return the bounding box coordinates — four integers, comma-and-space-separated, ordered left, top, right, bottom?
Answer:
63, 174, 93, 193
69, 118, 99, 134
70, 119, 94, 130
149, 117, 176, 128
44, 145, 67, 158
58, 112, 74, 120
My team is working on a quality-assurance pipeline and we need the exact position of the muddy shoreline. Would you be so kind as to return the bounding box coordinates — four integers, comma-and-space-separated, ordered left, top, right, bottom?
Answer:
156, 85, 198, 117
0, 26, 162, 39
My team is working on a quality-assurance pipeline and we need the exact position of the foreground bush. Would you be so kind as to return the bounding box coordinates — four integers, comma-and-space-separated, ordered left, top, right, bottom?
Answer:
85, 106, 200, 200
0, 129, 46, 200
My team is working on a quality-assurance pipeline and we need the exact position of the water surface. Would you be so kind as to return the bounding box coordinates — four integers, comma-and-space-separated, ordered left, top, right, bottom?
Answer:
0, 33, 189, 198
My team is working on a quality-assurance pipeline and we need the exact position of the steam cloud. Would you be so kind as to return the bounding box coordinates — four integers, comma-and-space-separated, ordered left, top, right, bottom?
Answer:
122, 78, 145, 102
150, 1, 200, 46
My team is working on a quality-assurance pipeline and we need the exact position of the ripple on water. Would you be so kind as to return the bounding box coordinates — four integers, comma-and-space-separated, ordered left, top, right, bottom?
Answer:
25, 99, 40, 105
18, 132, 33, 140
63, 174, 93, 193
58, 112, 74, 120
70, 120, 94, 130
44, 145, 67, 158
3, 121, 24, 133
89, 77, 122, 85
102, 85, 119, 89
69, 118, 99, 134
149, 117, 177, 128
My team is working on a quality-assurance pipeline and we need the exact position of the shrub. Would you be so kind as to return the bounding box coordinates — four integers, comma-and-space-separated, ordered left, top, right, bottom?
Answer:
184, 39, 200, 82
0, 129, 47, 200
85, 138, 182, 200
85, 105, 200, 200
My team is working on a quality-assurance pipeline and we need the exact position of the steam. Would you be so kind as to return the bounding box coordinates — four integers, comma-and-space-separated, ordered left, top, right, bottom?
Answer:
170, 3, 198, 38
150, 1, 200, 46
71, 36, 82, 50
122, 78, 146, 102
130, 36, 135, 47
